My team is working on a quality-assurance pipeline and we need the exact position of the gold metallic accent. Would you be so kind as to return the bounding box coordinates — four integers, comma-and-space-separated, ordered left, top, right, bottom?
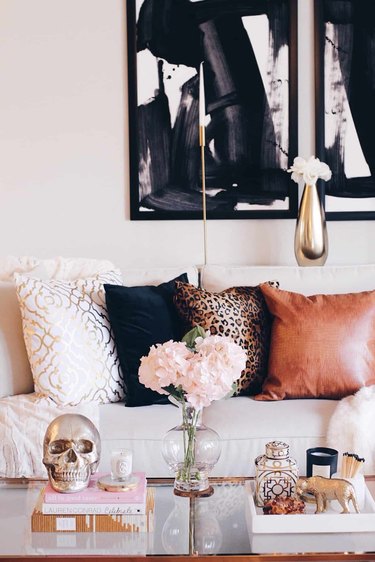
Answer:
173, 484, 214, 498
294, 183, 328, 266
296, 476, 360, 514
43, 414, 101, 493
97, 474, 139, 492
199, 124, 205, 147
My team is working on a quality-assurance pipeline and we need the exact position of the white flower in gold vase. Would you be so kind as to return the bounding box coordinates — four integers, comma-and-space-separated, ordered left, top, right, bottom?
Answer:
288, 156, 332, 185
288, 156, 331, 267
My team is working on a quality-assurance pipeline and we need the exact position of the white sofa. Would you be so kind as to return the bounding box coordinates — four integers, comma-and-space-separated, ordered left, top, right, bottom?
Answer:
1, 258, 375, 479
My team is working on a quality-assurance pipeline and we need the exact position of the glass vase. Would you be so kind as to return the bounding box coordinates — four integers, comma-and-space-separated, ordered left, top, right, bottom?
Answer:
162, 494, 222, 555
162, 403, 221, 496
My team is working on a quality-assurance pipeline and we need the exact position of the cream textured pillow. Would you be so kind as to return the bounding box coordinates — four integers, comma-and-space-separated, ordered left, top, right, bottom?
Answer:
15, 271, 125, 406
0, 257, 49, 398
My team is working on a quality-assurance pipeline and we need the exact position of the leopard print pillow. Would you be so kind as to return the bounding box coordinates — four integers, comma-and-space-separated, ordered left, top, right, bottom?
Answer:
174, 281, 277, 396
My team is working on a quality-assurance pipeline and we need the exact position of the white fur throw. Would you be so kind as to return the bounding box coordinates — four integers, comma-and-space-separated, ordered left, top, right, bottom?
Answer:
0, 393, 99, 478
327, 385, 375, 474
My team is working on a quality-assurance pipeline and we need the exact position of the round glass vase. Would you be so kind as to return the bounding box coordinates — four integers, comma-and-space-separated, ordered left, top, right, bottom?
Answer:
162, 404, 221, 496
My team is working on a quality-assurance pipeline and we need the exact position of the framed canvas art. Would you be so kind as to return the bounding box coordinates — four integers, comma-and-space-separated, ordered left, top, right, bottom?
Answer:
315, 0, 375, 220
127, 0, 298, 220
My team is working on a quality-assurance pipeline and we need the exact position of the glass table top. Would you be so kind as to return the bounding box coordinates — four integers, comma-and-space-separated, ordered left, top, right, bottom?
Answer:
0, 477, 375, 559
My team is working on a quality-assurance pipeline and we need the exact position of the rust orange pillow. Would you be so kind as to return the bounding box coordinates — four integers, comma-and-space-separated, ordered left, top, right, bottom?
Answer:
256, 284, 375, 401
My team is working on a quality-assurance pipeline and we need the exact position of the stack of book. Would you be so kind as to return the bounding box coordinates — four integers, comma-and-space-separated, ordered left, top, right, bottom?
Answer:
31, 472, 154, 533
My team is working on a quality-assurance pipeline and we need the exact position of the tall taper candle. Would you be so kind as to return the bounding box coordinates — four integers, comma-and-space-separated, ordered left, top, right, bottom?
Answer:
199, 62, 206, 146
199, 62, 207, 265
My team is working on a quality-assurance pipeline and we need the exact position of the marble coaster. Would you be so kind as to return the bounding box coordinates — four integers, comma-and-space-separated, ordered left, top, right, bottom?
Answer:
97, 473, 140, 492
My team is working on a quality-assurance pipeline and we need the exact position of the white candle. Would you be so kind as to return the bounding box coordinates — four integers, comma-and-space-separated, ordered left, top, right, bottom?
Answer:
311, 452, 332, 457
312, 464, 331, 478
110, 449, 132, 481
199, 62, 206, 128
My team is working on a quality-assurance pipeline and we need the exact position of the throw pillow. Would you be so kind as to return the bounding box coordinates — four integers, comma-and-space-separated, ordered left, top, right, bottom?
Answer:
104, 274, 188, 407
15, 271, 125, 406
0, 282, 34, 397
0, 258, 48, 398
256, 283, 375, 401
173, 282, 276, 395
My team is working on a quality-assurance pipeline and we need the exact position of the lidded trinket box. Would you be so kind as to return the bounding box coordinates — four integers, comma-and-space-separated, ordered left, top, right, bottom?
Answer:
255, 441, 298, 507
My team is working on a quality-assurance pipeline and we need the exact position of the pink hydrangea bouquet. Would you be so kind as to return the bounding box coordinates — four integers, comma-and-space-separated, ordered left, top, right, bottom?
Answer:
139, 326, 247, 410
139, 326, 247, 492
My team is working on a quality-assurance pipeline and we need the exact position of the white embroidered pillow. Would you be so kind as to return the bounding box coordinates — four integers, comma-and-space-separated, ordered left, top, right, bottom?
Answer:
14, 271, 125, 406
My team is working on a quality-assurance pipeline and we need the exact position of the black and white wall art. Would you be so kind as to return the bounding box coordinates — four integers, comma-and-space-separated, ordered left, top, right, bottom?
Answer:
315, 0, 375, 220
127, 0, 298, 220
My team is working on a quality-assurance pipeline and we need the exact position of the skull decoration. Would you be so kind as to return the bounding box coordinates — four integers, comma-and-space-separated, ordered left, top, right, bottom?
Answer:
43, 414, 101, 493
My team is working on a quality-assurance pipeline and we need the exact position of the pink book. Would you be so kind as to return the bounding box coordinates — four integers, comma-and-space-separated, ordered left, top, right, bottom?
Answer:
43, 472, 146, 504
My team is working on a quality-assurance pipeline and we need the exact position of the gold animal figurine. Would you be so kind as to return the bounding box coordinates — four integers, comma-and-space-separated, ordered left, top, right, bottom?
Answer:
296, 476, 360, 514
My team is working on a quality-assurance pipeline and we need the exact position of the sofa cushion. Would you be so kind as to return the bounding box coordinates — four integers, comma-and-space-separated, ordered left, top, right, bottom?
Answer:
173, 282, 274, 395
99, 400, 334, 478
0, 257, 48, 398
99, 398, 337, 477
0, 282, 34, 398
98, 402, 182, 476
15, 270, 125, 406
256, 284, 375, 400
36, 256, 120, 281
203, 397, 337, 476
201, 264, 375, 294
104, 274, 188, 407
121, 266, 199, 287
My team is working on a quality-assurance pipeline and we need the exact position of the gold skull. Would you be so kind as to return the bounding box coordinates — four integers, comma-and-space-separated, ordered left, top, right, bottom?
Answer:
43, 414, 101, 493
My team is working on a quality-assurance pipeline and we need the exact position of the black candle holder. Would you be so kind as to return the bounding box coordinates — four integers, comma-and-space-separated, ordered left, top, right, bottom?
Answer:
306, 447, 338, 478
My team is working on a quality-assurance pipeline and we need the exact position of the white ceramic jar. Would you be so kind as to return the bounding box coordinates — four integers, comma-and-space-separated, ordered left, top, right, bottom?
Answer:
255, 441, 299, 507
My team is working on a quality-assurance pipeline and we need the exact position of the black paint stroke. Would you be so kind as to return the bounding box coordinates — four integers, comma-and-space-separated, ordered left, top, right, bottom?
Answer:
133, 0, 295, 215
323, 0, 375, 197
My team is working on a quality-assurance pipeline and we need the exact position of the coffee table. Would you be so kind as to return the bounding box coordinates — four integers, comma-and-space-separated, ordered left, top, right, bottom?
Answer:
1, 476, 375, 560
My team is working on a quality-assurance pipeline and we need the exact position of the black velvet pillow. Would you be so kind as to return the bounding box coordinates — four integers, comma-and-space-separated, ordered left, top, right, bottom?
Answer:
104, 274, 188, 407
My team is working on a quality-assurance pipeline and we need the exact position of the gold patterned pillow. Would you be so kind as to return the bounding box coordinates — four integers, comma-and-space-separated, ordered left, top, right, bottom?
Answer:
14, 271, 125, 406
173, 282, 276, 395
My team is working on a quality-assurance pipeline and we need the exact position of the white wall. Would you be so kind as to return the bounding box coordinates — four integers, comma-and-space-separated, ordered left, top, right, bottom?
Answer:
0, 0, 374, 270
